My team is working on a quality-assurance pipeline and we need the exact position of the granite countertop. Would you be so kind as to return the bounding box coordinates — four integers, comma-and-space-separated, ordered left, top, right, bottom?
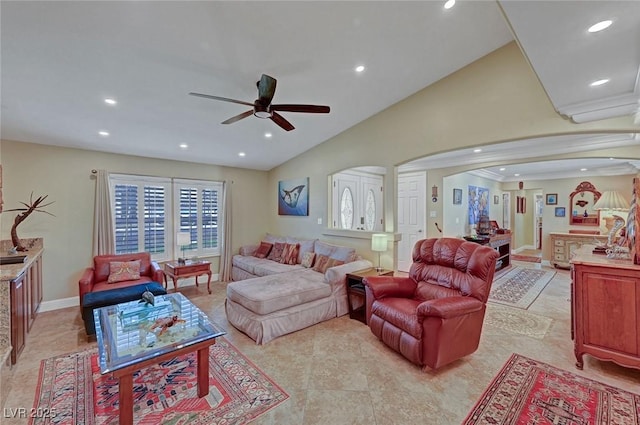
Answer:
0, 238, 44, 282
571, 244, 639, 271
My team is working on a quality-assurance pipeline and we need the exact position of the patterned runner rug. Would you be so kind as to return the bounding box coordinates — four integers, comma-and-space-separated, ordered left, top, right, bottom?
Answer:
489, 267, 556, 309
30, 338, 288, 425
463, 353, 640, 424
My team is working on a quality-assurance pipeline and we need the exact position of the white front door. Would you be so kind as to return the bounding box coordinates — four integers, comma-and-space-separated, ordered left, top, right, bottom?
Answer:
397, 171, 426, 272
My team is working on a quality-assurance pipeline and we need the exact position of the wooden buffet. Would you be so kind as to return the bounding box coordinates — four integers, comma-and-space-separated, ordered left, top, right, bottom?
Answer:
0, 238, 44, 366
464, 234, 512, 272
571, 246, 640, 371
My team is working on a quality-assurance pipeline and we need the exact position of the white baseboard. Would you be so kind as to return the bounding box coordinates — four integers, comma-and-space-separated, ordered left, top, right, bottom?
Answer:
39, 274, 220, 312
40, 296, 79, 312
513, 245, 536, 253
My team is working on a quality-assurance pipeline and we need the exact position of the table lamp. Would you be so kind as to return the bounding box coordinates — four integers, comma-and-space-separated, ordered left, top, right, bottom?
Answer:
176, 231, 191, 264
371, 233, 387, 272
592, 190, 630, 247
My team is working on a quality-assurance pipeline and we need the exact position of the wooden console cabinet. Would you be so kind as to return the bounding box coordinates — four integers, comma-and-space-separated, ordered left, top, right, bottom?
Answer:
571, 246, 640, 370
550, 232, 608, 269
7, 249, 43, 364
464, 234, 511, 272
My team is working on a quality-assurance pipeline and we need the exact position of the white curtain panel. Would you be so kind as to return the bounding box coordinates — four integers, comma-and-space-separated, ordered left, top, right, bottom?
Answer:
219, 180, 233, 282
92, 169, 115, 256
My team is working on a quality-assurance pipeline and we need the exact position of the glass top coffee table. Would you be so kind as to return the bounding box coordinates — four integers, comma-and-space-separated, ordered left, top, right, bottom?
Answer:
94, 292, 225, 425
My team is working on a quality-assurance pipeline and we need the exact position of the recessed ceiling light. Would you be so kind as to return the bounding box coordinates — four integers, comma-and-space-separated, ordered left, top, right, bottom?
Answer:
473, 148, 482, 153
590, 78, 610, 87
264, 132, 272, 138
499, 167, 506, 171
580, 168, 588, 171
588, 20, 612, 33
179, 143, 188, 149
98, 130, 109, 137
444, 0, 455, 10
104, 98, 117, 105
609, 157, 615, 160
355, 65, 365, 73
514, 173, 520, 177
238, 152, 246, 157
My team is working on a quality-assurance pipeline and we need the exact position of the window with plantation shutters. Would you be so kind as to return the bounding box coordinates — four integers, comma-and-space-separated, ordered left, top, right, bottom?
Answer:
174, 179, 221, 257
110, 175, 171, 260
109, 174, 222, 261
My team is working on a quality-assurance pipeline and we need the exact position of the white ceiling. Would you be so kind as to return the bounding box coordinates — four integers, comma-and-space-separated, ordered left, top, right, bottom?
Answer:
1, 1, 639, 174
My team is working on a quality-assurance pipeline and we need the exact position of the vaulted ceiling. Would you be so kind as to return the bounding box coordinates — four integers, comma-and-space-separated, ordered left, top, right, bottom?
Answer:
2, 1, 639, 176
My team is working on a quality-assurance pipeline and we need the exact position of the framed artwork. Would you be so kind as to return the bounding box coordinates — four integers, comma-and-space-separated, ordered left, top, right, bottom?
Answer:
555, 207, 566, 217
516, 196, 526, 214
453, 188, 462, 205
546, 193, 558, 205
468, 185, 489, 225
278, 177, 309, 216
493, 195, 499, 205
490, 220, 499, 231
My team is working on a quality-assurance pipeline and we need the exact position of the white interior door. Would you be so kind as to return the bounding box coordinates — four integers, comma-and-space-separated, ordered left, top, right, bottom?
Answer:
332, 175, 359, 229
397, 171, 425, 272
361, 177, 383, 231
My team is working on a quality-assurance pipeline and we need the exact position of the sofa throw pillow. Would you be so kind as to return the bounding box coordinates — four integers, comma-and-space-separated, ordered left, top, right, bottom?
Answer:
267, 242, 286, 262
312, 254, 330, 273
253, 241, 273, 259
280, 243, 300, 265
301, 251, 316, 268
107, 260, 141, 284
325, 257, 344, 271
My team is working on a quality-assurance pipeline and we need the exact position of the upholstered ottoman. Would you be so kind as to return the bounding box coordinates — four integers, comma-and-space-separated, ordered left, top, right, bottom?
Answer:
81, 281, 167, 336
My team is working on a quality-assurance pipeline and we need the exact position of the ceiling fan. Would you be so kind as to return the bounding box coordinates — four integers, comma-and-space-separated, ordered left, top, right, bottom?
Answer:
189, 74, 330, 131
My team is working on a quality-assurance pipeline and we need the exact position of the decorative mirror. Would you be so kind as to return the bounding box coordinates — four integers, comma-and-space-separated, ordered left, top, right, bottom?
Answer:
569, 181, 601, 226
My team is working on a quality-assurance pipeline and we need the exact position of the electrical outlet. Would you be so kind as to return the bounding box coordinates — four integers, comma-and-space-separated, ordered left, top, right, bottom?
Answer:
430, 211, 437, 218
317, 218, 322, 225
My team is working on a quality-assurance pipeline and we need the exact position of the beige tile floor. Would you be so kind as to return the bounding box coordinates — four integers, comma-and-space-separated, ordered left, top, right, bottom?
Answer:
3, 262, 640, 425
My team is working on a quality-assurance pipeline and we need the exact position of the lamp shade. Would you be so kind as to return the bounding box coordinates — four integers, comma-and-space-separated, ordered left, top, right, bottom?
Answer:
176, 231, 191, 247
371, 234, 387, 252
593, 191, 630, 211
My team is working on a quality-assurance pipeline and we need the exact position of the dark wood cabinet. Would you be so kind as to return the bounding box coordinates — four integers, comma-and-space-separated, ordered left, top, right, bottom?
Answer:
10, 273, 26, 365
9, 251, 43, 364
571, 247, 640, 370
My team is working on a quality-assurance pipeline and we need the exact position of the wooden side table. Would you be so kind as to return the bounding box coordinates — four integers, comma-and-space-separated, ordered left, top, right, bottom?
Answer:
346, 268, 394, 324
163, 261, 212, 294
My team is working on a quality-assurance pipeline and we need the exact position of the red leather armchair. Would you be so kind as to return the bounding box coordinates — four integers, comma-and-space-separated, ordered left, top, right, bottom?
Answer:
363, 238, 498, 370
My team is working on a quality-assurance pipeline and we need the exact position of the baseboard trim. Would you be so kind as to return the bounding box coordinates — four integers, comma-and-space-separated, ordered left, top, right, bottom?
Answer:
40, 296, 79, 312
39, 274, 220, 312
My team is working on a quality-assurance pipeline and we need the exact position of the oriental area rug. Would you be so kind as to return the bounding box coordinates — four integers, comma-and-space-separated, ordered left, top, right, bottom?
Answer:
30, 338, 288, 425
489, 267, 556, 309
463, 353, 640, 424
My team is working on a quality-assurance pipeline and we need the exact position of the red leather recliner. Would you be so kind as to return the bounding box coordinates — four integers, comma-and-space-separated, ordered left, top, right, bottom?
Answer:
364, 238, 498, 370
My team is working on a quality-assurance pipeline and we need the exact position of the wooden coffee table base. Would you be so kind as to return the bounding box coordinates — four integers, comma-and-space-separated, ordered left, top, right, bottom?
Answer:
112, 339, 215, 425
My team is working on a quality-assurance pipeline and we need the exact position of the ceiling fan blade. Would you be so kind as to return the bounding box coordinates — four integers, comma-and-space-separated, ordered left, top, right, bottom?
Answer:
271, 104, 330, 114
257, 74, 277, 105
271, 111, 295, 131
221, 110, 254, 124
189, 92, 254, 107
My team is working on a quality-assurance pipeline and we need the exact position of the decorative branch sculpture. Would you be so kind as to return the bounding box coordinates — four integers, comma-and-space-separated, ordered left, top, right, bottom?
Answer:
3, 193, 54, 251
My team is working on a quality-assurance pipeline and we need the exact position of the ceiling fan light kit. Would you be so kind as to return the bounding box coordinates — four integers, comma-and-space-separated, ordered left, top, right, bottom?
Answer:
190, 74, 330, 131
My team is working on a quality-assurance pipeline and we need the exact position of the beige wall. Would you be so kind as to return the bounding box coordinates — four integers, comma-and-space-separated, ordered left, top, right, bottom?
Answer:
267, 42, 638, 264
0, 140, 269, 302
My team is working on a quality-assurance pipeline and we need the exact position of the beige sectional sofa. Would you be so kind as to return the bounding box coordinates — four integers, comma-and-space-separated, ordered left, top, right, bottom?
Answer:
226, 234, 372, 344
